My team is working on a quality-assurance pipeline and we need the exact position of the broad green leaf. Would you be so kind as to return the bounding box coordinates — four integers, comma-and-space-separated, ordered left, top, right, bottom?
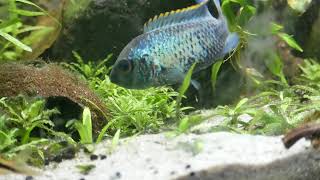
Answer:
82, 107, 92, 144
211, 60, 223, 93
0, 29, 32, 52
278, 33, 303, 52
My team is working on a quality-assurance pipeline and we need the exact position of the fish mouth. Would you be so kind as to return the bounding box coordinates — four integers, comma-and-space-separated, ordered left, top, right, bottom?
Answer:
109, 70, 123, 86
109, 70, 134, 89
109, 69, 116, 84
110, 69, 153, 89
110, 73, 149, 90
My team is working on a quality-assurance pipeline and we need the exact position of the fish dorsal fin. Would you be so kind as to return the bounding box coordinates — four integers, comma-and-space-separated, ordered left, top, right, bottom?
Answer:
144, 0, 210, 33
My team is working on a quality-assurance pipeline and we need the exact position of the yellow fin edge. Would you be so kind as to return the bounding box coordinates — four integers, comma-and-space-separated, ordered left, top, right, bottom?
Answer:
144, 0, 208, 27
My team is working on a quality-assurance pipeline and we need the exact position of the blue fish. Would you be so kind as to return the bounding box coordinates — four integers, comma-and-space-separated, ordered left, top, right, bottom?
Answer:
110, 0, 239, 89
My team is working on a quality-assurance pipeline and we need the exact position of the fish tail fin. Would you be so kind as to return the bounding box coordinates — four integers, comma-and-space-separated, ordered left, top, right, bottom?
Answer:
223, 33, 239, 55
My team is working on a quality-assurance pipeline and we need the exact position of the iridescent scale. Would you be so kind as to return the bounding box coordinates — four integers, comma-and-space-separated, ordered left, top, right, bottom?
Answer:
129, 16, 228, 84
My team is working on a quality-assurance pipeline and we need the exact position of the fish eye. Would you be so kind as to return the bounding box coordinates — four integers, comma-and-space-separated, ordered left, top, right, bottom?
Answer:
141, 54, 149, 62
117, 59, 132, 73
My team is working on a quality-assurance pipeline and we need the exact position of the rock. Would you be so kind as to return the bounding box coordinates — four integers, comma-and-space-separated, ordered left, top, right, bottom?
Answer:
1, 132, 319, 180
0, 61, 109, 133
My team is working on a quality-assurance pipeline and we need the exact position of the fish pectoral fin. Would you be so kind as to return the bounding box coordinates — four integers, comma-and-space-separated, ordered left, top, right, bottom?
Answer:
143, 0, 211, 33
223, 33, 239, 55
191, 80, 201, 91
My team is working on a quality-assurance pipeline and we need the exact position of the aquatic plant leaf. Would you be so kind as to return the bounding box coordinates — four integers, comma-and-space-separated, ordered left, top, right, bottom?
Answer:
265, 54, 287, 84
211, 60, 223, 93
234, 98, 248, 113
176, 63, 196, 118
0, 130, 15, 151
9, 9, 45, 17
0, 18, 19, 29
287, 0, 312, 13
179, 63, 197, 96
110, 129, 120, 153
74, 107, 93, 144
270, 23, 283, 34
229, 0, 245, 6
96, 120, 115, 144
222, 1, 236, 26
17, 25, 50, 34
178, 118, 190, 133
278, 33, 303, 52
16, 0, 44, 10
238, 5, 256, 26
24, 100, 44, 119
82, 107, 92, 143
0, 30, 32, 52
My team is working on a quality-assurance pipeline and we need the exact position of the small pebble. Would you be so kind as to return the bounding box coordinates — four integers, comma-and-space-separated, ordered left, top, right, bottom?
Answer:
25, 176, 33, 180
153, 170, 158, 174
79, 178, 85, 180
90, 154, 98, 161
185, 164, 191, 169
44, 159, 50, 166
190, 172, 195, 177
116, 171, 121, 178
100, 155, 107, 160
52, 156, 62, 163
170, 171, 176, 175
63, 147, 76, 160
